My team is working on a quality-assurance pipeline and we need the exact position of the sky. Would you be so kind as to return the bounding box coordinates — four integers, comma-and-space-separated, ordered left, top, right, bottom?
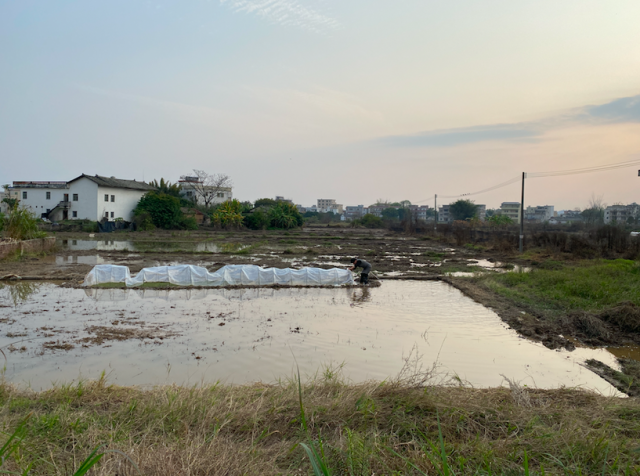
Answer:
1, 0, 640, 210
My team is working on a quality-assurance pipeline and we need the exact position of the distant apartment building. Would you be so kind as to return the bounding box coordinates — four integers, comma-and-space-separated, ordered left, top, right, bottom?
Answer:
344, 205, 369, 220
604, 203, 639, 224
368, 204, 390, 218
525, 205, 554, 222
437, 205, 451, 223
476, 204, 487, 221
500, 202, 521, 224
317, 199, 343, 214
406, 205, 432, 221
275, 196, 293, 204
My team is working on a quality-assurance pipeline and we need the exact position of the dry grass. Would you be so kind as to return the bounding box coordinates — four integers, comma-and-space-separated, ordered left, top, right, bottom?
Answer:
1, 369, 640, 475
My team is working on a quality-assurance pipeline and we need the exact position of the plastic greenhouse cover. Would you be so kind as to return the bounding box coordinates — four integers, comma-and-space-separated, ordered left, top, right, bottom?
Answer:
83, 264, 355, 287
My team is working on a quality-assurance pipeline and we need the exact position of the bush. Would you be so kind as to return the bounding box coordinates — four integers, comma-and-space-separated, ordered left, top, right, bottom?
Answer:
244, 210, 269, 230
212, 200, 244, 229
133, 211, 155, 231
81, 221, 99, 233
3, 207, 46, 240
180, 216, 199, 230
268, 202, 303, 229
355, 214, 383, 228
134, 192, 183, 229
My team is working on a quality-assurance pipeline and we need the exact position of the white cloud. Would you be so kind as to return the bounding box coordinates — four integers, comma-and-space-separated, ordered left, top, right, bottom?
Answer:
220, 0, 340, 33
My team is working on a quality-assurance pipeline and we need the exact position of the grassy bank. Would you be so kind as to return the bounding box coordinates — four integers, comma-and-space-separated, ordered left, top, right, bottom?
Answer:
480, 259, 640, 316
1, 375, 639, 475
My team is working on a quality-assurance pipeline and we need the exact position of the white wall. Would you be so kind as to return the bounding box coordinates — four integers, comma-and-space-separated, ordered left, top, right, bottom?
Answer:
67, 179, 99, 220
96, 186, 147, 221
10, 187, 68, 217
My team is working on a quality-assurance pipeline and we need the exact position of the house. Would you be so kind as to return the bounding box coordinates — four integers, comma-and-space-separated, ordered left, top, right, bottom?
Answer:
525, 205, 554, 222
500, 202, 521, 224
344, 205, 369, 220
9, 175, 156, 222
437, 205, 451, 223
180, 207, 206, 225
317, 199, 343, 214
275, 196, 293, 204
7, 181, 70, 221
604, 203, 639, 224
407, 205, 432, 221
178, 176, 232, 206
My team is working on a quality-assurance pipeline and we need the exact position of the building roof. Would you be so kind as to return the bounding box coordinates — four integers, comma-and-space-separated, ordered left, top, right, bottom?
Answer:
11, 181, 68, 189
68, 174, 156, 191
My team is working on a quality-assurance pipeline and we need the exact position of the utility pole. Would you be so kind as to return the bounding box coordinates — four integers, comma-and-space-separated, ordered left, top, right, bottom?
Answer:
519, 172, 526, 253
434, 194, 438, 233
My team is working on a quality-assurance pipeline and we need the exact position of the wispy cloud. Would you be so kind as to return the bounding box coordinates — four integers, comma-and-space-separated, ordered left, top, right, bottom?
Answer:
381, 94, 640, 148
220, 0, 340, 33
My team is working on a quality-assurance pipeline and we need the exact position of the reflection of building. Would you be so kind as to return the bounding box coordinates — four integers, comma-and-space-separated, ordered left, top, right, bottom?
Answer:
178, 176, 233, 206
9, 175, 155, 222
500, 202, 521, 224
604, 203, 639, 224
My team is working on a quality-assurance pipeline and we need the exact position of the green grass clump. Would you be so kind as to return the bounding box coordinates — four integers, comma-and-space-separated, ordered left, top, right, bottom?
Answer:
482, 259, 640, 314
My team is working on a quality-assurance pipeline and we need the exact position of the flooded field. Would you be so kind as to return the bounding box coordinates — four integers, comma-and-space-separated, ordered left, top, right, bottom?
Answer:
0, 280, 626, 395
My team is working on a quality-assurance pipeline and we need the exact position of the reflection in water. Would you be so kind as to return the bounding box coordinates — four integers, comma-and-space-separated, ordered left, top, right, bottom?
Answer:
0, 282, 630, 395
58, 239, 248, 253
0, 281, 42, 306
348, 287, 371, 307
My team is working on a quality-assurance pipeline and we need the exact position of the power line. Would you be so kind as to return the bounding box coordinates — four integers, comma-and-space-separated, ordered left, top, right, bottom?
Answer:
529, 158, 640, 178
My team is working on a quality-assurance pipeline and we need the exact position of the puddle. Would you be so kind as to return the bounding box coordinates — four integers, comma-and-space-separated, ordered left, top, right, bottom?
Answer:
58, 239, 249, 253
471, 259, 531, 273
0, 281, 627, 395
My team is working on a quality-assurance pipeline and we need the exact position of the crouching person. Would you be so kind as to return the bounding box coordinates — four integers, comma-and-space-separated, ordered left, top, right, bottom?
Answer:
349, 257, 372, 285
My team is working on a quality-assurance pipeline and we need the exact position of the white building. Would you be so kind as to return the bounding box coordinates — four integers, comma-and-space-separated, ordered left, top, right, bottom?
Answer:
9, 175, 155, 222
500, 202, 521, 224
344, 205, 369, 220
525, 205, 554, 222
317, 199, 343, 214
8, 181, 69, 220
604, 203, 639, 224
178, 176, 232, 206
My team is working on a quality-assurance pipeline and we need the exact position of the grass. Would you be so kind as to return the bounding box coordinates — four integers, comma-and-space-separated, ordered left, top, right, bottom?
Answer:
478, 259, 640, 316
1, 373, 639, 475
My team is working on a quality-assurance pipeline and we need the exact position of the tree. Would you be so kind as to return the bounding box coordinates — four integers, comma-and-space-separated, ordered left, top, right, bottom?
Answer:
184, 170, 233, 209
150, 178, 182, 197
581, 194, 606, 226
212, 199, 244, 229
487, 214, 513, 227
254, 198, 277, 208
134, 192, 183, 229
268, 202, 303, 229
357, 214, 383, 228
449, 199, 478, 221
381, 208, 399, 220
399, 200, 412, 208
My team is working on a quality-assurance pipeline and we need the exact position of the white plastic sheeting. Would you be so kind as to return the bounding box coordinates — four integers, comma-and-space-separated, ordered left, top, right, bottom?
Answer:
83, 264, 354, 287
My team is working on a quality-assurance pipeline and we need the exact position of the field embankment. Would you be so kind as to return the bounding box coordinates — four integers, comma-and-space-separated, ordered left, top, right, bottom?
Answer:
1, 375, 639, 475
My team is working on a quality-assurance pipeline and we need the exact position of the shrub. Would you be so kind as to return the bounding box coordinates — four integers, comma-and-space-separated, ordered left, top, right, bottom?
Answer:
180, 216, 199, 230
133, 211, 156, 231
212, 200, 244, 229
134, 192, 183, 229
356, 214, 383, 228
244, 210, 269, 230
4, 207, 46, 240
268, 202, 303, 229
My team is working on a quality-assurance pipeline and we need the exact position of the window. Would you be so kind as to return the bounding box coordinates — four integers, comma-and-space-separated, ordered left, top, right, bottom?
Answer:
104, 212, 109, 218
46, 192, 51, 200
104, 194, 109, 202
110, 212, 114, 218
72, 211, 77, 218
73, 194, 78, 201
110, 195, 115, 202
22, 191, 27, 199
217, 192, 224, 198
46, 209, 50, 213
186, 191, 193, 197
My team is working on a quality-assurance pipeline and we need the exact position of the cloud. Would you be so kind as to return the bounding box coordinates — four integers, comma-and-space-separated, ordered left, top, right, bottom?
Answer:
219, 0, 340, 33
381, 93, 640, 148
381, 124, 541, 148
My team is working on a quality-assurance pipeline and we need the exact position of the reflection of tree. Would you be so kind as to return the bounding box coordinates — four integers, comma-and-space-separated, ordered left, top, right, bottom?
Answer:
347, 287, 371, 307
2, 281, 41, 306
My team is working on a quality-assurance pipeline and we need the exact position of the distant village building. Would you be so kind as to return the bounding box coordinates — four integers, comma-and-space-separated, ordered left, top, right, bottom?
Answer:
604, 203, 639, 224
9, 175, 155, 222
178, 176, 232, 206
437, 205, 451, 223
275, 196, 293, 204
317, 199, 343, 214
525, 205, 554, 222
499, 202, 521, 224
344, 205, 369, 220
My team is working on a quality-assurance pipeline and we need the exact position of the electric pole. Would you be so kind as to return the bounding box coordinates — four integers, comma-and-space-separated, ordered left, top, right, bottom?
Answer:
434, 194, 438, 233
519, 172, 526, 253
